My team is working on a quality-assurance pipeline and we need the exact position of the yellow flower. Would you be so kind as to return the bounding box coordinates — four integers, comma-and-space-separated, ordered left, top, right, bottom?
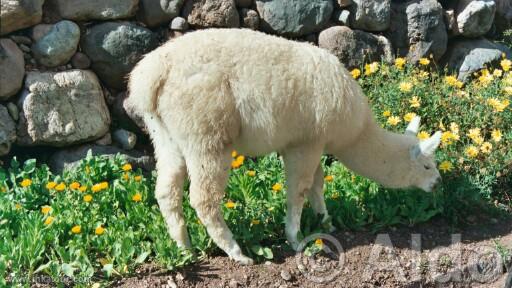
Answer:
331, 192, 340, 200
83, 194, 93, 202
493, 69, 503, 77
92, 182, 109, 193
399, 81, 413, 92
79, 186, 87, 192
438, 161, 453, 173
478, 69, 494, 86
351, 68, 361, 79
134, 175, 142, 182
324, 175, 334, 182
71, 225, 81, 234
441, 131, 458, 145
364, 62, 379, 75
272, 183, 282, 192
46, 182, 57, 189
480, 142, 492, 154
251, 219, 260, 225
231, 155, 245, 169
504, 86, 512, 95
403, 112, 416, 122
20, 179, 32, 187
44, 216, 55, 225
225, 200, 236, 209
487, 98, 509, 112
465, 146, 479, 158
69, 182, 80, 190
122, 173, 129, 180
41, 205, 52, 215
247, 170, 256, 177
231, 150, 238, 158
419, 58, 430, 66
491, 129, 502, 142
467, 128, 481, 141
382, 110, 391, 117
95, 225, 105, 235
15, 203, 22, 210
409, 96, 421, 108
387, 116, 401, 126
417, 131, 430, 141
315, 238, 323, 247
444, 76, 463, 88
132, 193, 142, 202
501, 59, 511, 71
394, 57, 406, 69
55, 183, 66, 191
122, 163, 132, 172
449, 122, 459, 134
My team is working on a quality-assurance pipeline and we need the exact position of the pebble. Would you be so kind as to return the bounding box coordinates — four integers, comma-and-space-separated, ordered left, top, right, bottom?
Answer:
10, 35, 32, 45
113, 129, 137, 150
6, 103, 19, 121
228, 279, 239, 288
19, 44, 31, 53
280, 269, 292, 281
170, 17, 189, 31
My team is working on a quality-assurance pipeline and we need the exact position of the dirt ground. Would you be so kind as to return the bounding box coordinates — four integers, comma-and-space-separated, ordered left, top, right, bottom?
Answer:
114, 216, 512, 288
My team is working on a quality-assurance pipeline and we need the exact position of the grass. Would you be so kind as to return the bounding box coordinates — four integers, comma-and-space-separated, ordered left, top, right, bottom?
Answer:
1, 58, 511, 287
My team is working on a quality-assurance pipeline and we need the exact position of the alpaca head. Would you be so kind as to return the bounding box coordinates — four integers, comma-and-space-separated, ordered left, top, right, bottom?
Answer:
399, 116, 442, 192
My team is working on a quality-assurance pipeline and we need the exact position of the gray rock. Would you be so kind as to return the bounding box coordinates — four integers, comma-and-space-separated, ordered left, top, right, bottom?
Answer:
112, 92, 147, 133
49, 144, 155, 174
0, 0, 44, 35
170, 17, 189, 31
337, 0, 352, 8
184, 0, 240, 28
18, 44, 31, 53
240, 9, 260, 30
443, 38, 512, 81
52, 0, 139, 21
0, 39, 25, 100
256, 0, 333, 37
81, 22, 159, 89
280, 269, 292, 281
95, 132, 112, 146
494, 0, 512, 33
318, 26, 393, 69
31, 24, 53, 42
113, 129, 137, 150
349, 0, 390, 32
17, 70, 111, 146
444, 9, 455, 32
456, 0, 496, 37
334, 9, 351, 26
10, 35, 32, 46
32, 20, 80, 67
387, 0, 447, 62
6, 102, 19, 121
0, 105, 16, 156
137, 0, 185, 27
71, 52, 91, 69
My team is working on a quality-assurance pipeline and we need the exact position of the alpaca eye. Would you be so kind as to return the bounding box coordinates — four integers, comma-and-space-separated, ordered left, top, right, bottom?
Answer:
424, 165, 431, 170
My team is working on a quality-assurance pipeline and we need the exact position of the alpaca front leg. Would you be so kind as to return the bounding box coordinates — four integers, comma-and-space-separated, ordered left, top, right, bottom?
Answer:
282, 144, 324, 251
306, 164, 335, 232
187, 151, 253, 265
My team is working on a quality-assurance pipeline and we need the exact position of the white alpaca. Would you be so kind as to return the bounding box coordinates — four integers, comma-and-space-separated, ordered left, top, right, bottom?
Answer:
127, 29, 442, 265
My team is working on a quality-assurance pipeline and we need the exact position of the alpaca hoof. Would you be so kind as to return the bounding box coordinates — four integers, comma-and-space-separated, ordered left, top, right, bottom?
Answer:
232, 254, 254, 265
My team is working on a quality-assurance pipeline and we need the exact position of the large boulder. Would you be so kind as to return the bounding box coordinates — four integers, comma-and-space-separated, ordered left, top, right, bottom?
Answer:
455, 0, 496, 37
137, 0, 185, 27
17, 70, 111, 146
183, 0, 240, 28
0, 105, 16, 156
387, 0, 447, 62
0, 0, 44, 35
81, 22, 159, 89
49, 144, 155, 174
443, 38, 512, 81
32, 20, 80, 67
256, 0, 333, 37
52, 0, 139, 21
319, 26, 393, 69
348, 0, 390, 32
0, 39, 25, 100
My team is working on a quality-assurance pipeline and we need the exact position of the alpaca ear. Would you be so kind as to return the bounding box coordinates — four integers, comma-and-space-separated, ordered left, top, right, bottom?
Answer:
405, 116, 421, 136
419, 131, 442, 156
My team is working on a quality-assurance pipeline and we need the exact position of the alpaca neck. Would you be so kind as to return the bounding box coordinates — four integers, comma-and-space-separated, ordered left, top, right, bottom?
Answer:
335, 119, 413, 188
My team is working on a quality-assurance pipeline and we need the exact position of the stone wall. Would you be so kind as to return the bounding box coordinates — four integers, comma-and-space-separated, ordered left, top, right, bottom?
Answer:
0, 0, 511, 168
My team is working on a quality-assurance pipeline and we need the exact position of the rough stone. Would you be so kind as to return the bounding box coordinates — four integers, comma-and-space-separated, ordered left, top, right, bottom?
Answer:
334, 9, 351, 26
337, 0, 352, 8
31, 24, 53, 42
95, 133, 112, 146
52, 0, 139, 21
170, 17, 189, 31
17, 70, 111, 146
9, 35, 32, 46
81, 22, 159, 89
256, 0, 333, 37
6, 103, 19, 121
113, 129, 137, 150
456, 0, 496, 37
318, 26, 393, 69
183, 0, 240, 28
49, 144, 155, 174
0, 0, 44, 35
443, 38, 512, 81
32, 20, 80, 67
71, 52, 91, 69
137, 0, 185, 27
0, 39, 25, 100
0, 105, 16, 156
348, 0, 391, 32
240, 9, 260, 30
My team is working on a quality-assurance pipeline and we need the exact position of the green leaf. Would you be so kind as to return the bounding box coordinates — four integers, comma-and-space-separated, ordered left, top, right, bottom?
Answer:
134, 251, 150, 264
61, 263, 75, 278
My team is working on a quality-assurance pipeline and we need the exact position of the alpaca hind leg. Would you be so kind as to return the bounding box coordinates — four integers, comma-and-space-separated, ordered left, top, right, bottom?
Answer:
145, 116, 190, 248
306, 164, 335, 232
282, 143, 324, 251
186, 149, 253, 265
